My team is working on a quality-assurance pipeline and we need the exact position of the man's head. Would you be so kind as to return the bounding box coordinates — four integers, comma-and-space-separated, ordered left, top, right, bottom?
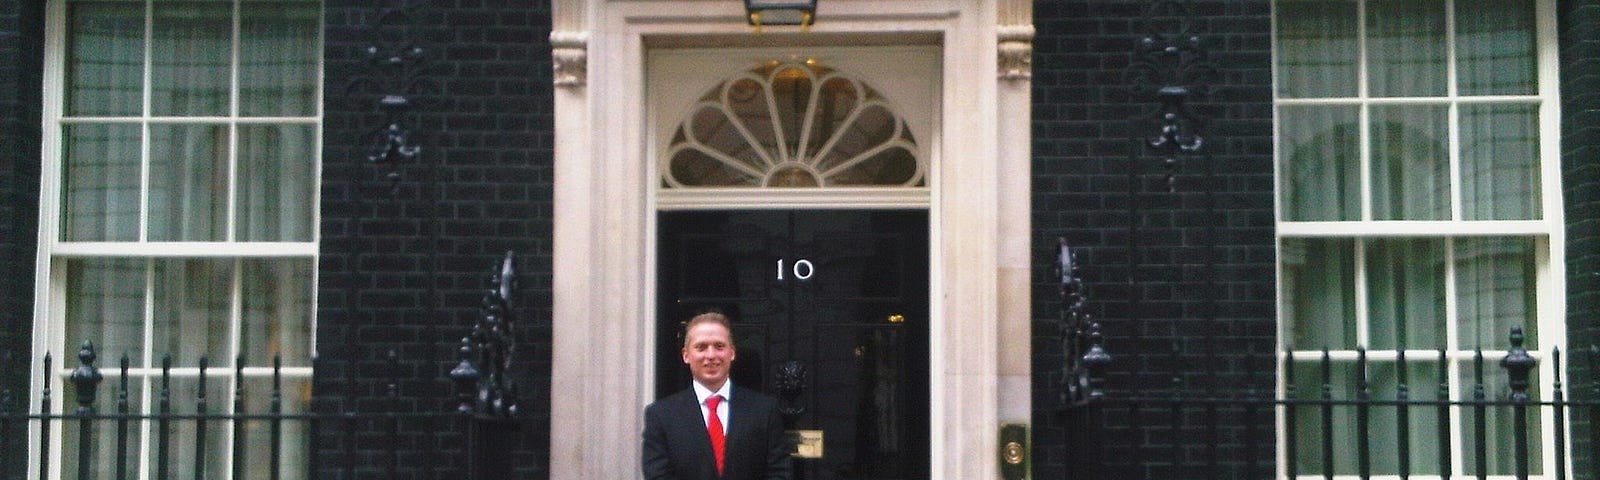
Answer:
681, 312, 737, 391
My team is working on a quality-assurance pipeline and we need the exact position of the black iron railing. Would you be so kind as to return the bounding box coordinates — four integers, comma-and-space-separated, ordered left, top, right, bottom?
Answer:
0, 252, 525, 480
0, 351, 509, 480
1059, 327, 1600, 480
0, 344, 479, 480
1058, 238, 1595, 478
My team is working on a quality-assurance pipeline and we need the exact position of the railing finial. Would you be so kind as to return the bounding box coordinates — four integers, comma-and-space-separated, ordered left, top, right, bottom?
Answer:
1082, 322, 1111, 400
1501, 326, 1536, 402
69, 341, 103, 414
449, 337, 480, 414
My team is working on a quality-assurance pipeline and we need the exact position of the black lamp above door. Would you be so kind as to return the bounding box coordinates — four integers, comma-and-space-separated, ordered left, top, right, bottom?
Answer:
745, 0, 816, 28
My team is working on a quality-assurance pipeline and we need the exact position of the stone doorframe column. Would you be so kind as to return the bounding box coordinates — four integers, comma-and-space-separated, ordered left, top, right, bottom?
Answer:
549, 1, 1031, 478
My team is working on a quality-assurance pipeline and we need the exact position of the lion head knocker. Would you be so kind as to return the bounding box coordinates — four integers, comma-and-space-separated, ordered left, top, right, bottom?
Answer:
774, 360, 808, 417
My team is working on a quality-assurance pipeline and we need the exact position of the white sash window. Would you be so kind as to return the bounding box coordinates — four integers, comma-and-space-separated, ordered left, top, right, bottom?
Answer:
1275, 0, 1564, 477
36, 1, 321, 478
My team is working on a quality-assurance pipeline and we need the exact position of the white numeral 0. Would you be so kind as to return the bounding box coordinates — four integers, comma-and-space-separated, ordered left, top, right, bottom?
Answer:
776, 259, 815, 281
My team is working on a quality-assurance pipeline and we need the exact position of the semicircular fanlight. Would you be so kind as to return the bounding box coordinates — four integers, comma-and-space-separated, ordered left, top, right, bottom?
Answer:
662, 60, 924, 188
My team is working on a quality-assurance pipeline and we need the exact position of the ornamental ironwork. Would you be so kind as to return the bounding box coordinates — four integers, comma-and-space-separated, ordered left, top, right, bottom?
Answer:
1057, 239, 1109, 406
352, 0, 437, 196
775, 360, 808, 417
1125, 0, 1216, 192
451, 251, 522, 418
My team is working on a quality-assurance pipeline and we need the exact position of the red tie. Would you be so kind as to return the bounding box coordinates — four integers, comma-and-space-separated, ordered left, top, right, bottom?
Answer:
706, 395, 726, 476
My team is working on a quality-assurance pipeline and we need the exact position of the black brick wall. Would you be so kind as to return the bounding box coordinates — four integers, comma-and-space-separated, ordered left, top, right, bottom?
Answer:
1561, 0, 1600, 477
0, 2, 43, 478
1032, 0, 1597, 478
1031, 1, 1277, 478
320, 1, 553, 477
4, 1, 1588, 477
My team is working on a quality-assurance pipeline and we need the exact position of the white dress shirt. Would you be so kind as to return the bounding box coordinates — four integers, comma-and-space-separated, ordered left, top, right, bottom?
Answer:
692, 380, 732, 433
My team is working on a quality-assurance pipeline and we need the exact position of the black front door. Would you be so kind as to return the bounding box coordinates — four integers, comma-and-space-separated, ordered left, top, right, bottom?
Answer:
657, 210, 929, 480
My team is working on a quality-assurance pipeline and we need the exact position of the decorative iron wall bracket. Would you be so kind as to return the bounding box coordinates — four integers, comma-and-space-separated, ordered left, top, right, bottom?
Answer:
1125, 0, 1216, 192
350, 1, 438, 197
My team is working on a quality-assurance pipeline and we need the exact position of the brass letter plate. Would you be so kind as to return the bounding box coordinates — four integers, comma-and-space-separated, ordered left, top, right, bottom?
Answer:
787, 429, 824, 458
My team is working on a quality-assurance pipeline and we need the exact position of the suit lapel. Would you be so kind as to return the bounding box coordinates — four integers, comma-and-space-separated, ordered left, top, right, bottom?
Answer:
724, 386, 753, 446
726, 385, 771, 476
677, 390, 719, 474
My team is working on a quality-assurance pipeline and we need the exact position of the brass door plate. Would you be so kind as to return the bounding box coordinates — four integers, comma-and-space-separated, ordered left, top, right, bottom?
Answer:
787, 429, 824, 458
1000, 423, 1028, 479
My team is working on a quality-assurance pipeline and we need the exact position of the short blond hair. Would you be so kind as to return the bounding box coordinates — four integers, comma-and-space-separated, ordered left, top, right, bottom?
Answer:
682, 311, 733, 348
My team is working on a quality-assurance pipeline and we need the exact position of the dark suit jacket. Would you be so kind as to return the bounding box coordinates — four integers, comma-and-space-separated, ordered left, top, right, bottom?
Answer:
642, 385, 793, 480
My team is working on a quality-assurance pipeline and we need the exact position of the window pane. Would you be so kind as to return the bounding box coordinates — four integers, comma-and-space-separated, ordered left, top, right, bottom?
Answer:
1460, 104, 1540, 220
1366, 238, 1446, 350
1290, 360, 1359, 475
240, 259, 312, 367
817, 105, 905, 182
151, 377, 232, 480
151, 1, 231, 116
1275, 0, 1358, 98
239, 376, 311, 480
240, 1, 319, 116
712, 78, 775, 171
149, 124, 229, 241
772, 64, 811, 163
65, 258, 147, 362
61, 377, 146, 480
151, 259, 233, 364
1370, 105, 1450, 220
808, 77, 861, 167
1282, 238, 1357, 350
1455, 238, 1536, 350
1457, 367, 1543, 476
1367, 0, 1447, 97
237, 124, 315, 241
1279, 105, 1360, 221
63, 124, 142, 241
66, 1, 143, 117
668, 147, 762, 187
1457, 0, 1537, 96
1368, 359, 1442, 475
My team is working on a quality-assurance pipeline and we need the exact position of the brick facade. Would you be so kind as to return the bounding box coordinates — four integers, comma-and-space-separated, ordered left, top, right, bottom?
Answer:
0, 2, 43, 478
1030, 1, 1277, 478
318, 1, 554, 477
1029, 0, 1597, 477
3, 0, 1594, 477
1561, 0, 1600, 476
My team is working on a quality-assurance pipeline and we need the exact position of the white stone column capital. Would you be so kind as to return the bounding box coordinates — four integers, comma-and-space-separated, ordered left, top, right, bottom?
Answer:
997, 24, 1034, 81
551, 30, 589, 88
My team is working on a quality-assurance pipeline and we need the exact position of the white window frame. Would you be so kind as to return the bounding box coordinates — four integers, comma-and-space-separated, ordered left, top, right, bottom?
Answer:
1272, 0, 1567, 478
30, 1, 322, 478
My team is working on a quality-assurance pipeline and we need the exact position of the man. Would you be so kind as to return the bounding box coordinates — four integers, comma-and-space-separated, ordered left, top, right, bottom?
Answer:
643, 312, 793, 480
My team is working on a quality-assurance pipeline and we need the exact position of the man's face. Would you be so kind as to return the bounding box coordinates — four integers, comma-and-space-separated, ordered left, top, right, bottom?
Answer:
682, 322, 737, 389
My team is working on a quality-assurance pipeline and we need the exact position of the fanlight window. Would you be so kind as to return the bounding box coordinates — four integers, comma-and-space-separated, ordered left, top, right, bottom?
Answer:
663, 60, 924, 188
